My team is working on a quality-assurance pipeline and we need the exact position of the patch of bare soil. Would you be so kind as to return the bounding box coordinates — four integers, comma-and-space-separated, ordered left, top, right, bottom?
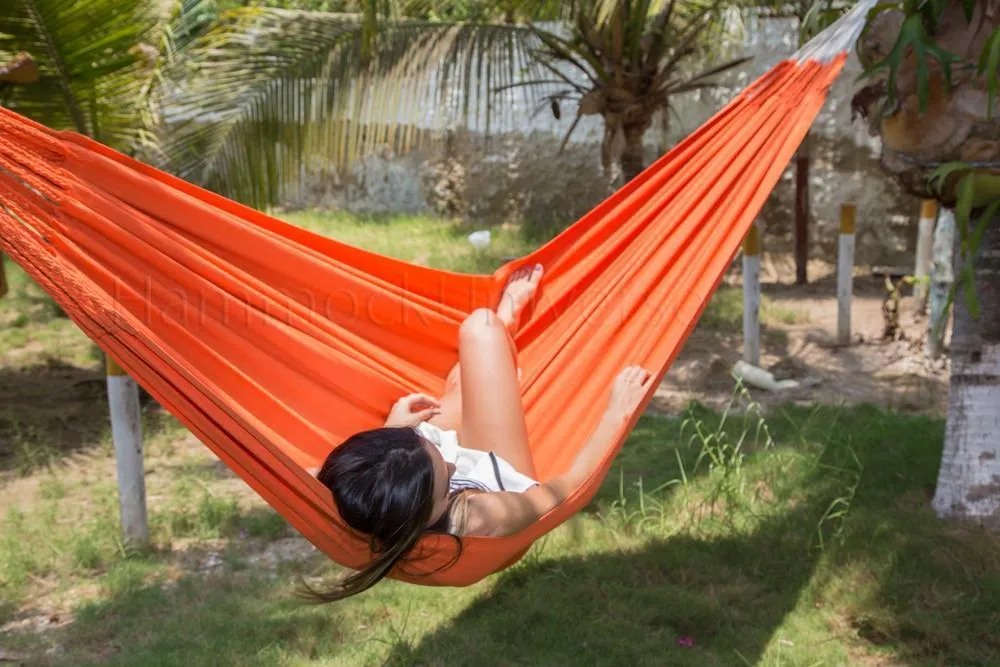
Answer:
652, 259, 949, 417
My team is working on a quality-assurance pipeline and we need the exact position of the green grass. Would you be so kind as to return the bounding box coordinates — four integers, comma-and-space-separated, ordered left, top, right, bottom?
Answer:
282, 211, 543, 274
2, 402, 997, 666
2, 212, 997, 666
0, 262, 96, 367
701, 286, 807, 331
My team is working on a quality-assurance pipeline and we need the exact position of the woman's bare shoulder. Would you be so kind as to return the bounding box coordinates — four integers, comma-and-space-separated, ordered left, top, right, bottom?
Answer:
460, 487, 554, 538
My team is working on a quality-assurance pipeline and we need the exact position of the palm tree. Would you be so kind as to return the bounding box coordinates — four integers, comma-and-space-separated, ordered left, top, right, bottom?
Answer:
854, 1, 1000, 523
0, 0, 168, 152
512, 0, 750, 182
164, 0, 750, 208
1, 1, 750, 207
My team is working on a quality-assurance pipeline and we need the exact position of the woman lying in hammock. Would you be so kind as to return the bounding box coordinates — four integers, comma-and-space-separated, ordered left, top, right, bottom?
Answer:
308, 264, 653, 602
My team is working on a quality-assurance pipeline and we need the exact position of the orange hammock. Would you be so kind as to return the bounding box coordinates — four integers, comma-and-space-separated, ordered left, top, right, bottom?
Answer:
0, 9, 868, 586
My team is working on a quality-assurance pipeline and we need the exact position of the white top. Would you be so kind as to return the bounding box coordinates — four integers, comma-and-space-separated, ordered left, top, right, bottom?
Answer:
415, 422, 538, 494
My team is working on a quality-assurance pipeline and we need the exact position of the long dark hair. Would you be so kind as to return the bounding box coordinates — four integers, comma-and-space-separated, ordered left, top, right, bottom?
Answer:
300, 427, 442, 603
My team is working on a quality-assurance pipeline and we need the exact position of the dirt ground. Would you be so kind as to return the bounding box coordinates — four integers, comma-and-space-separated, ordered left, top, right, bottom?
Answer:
653, 254, 949, 417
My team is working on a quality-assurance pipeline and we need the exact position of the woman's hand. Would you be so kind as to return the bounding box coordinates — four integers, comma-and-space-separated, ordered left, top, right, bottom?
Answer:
607, 365, 653, 419
384, 393, 441, 428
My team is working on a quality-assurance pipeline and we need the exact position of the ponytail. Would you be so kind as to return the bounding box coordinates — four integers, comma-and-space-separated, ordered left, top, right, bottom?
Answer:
301, 427, 440, 603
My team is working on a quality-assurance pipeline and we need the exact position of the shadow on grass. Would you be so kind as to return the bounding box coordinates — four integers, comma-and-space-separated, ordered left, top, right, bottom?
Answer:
0, 360, 169, 475
0, 360, 108, 474
14, 406, 999, 666
390, 510, 826, 667
387, 405, 999, 666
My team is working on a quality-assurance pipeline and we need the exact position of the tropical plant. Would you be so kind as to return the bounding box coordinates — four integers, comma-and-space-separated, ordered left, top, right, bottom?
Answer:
160, 9, 544, 206
0, 0, 171, 152
163, 0, 751, 208
0, 0, 752, 206
514, 0, 751, 181
854, 0, 1000, 524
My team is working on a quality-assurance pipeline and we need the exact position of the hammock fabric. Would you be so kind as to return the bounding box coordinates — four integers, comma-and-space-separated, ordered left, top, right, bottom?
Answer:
0, 7, 870, 586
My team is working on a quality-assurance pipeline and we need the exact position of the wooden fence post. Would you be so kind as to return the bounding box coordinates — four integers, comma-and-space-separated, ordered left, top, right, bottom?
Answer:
0, 253, 8, 299
107, 356, 149, 548
838, 204, 857, 345
794, 139, 810, 285
742, 222, 761, 366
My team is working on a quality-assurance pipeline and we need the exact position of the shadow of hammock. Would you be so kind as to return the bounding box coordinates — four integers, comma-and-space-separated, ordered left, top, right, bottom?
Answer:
383, 406, 997, 667
387, 506, 827, 667
14, 405, 999, 665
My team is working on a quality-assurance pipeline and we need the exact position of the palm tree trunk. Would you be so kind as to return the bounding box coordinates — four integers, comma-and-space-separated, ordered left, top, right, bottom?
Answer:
621, 128, 646, 183
0, 253, 8, 299
931, 215, 1000, 522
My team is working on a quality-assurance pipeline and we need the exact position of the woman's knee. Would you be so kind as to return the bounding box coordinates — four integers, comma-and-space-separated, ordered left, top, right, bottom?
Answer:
460, 308, 504, 343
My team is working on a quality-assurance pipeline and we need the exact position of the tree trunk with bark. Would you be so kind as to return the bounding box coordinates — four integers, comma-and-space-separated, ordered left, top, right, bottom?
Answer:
854, 2, 1000, 526
931, 215, 1000, 523
621, 125, 647, 183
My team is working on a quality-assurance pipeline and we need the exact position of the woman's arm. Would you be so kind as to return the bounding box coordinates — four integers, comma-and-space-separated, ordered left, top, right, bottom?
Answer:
465, 366, 653, 537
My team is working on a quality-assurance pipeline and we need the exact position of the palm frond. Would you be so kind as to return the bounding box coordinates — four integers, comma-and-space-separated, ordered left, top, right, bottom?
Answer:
165, 8, 548, 209
656, 54, 750, 93
530, 23, 607, 85
0, 0, 161, 149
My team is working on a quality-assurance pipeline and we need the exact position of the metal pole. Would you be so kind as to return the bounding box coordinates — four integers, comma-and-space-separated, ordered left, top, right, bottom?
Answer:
914, 199, 938, 309
107, 355, 149, 548
837, 204, 856, 345
742, 222, 761, 366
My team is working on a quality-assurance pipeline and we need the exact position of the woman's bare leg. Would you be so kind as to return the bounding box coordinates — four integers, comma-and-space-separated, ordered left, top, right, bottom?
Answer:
454, 308, 535, 476
427, 265, 543, 476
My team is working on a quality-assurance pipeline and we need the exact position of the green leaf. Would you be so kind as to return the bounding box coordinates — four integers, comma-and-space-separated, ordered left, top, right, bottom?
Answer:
860, 12, 960, 112
799, 0, 849, 43
953, 172, 975, 250
978, 27, 1000, 120
0, 0, 164, 151
928, 162, 970, 195
949, 175, 1000, 321
962, 0, 975, 21
962, 262, 979, 319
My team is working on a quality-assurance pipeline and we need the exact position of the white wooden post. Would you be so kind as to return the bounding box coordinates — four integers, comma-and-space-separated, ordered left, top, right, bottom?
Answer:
742, 222, 761, 366
927, 208, 956, 359
914, 199, 938, 309
837, 204, 856, 345
107, 356, 149, 547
